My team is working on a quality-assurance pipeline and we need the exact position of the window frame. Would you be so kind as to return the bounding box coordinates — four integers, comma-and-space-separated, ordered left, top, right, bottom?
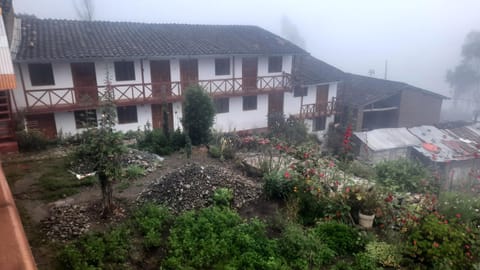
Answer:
114, 61, 136, 81
214, 97, 229, 114
268, 56, 283, 73
242, 95, 257, 111
215, 58, 231, 76
293, 86, 308, 97
28, 63, 55, 86
74, 109, 98, 129
117, 105, 138, 124
313, 116, 326, 131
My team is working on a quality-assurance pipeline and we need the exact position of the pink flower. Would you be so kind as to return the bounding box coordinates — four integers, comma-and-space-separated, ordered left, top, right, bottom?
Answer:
345, 187, 351, 193
284, 171, 291, 179
433, 242, 440, 248
328, 161, 335, 168
456, 213, 462, 219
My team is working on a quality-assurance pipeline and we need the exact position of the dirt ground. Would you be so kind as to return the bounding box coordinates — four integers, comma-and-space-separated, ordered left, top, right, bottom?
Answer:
2, 146, 279, 269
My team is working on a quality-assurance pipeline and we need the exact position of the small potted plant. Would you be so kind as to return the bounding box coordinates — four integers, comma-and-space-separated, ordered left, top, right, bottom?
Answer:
356, 186, 380, 228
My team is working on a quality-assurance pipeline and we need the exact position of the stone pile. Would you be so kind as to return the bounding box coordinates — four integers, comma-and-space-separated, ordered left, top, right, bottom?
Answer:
41, 204, 91, 242
138, 163, 262, 212
120, 148, 164, 173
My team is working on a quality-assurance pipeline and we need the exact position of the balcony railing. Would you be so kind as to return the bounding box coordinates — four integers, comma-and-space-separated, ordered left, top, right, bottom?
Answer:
300, 98, 339, 119
24, 74, 291, 112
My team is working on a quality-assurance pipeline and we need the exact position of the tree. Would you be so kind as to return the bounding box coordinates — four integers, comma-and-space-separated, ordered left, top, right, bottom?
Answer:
74, 82, 124, 216
446, 31, 480, 108
181, 85, 215, 146
73, 0, 94, 21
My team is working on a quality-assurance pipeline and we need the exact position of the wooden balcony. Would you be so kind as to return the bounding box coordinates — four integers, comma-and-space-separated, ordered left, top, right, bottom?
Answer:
300, 98, 339, 119
23, 74, 291, 113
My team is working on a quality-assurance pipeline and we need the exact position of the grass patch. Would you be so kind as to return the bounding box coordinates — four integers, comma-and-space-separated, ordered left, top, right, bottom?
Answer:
2, 161, 34, 185
36, 159, 96, 201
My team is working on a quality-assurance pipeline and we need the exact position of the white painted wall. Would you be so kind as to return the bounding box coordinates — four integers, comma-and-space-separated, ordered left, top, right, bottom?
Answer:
214, 94, 268, 132
53, 104, 152, 136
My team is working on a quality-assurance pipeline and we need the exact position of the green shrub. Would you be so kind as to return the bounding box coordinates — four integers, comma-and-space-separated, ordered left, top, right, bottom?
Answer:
56, 226, 131, 270
208, 145, 221, 158
438, 191, 480, 226
278, 223, 335, 269
364, 241, 402, 268
375, 159, 438, 193
312, 222, 366, 255
267, 113, 308, 145
165, 207, 284, 269
404, 214, 477, 269
182, 85, 215, 146
134, 204, 172, 249
348, 160, 375, 179
170, 128, 186, 150
354, 252, 381, 270
263, 171, 295, 201
124, 165, 145, 180
16, 129, 52, 152
212, 188, 233, 207
137, 128, 173, 155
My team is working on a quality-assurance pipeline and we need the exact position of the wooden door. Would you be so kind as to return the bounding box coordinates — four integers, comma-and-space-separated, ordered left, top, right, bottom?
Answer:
316, 85, 329, 112
180, 59, 198, 91
71, 63, 97, 104
26, 113, 57, 139
150, 60, 171, 98
242, 57, 257, 90
268, 92, 284, 115
151, 103, 173, 133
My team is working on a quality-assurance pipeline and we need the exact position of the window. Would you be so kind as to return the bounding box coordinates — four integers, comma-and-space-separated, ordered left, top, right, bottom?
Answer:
114, 61, 135, 81
243, 95, 257, 111
215, 58, 230, 76
117, 105, 138, 124
74, 110, 97, 129
28, 63, 55, 86
214, 98, 229, 113
313, 116, 326, 131
268, 56, 282, 73
293, 86, 308, 97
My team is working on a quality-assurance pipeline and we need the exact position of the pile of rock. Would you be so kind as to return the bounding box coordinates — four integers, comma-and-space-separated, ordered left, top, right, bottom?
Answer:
41, 204, 91, 242
120, 148, 164, 173
138, 163, 262, 212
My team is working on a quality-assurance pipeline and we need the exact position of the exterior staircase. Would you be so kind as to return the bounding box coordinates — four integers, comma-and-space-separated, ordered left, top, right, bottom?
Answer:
0, 90, 18, 153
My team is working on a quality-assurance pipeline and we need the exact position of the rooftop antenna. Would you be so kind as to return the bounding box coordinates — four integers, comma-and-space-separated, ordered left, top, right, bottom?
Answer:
384, 60, 388, 80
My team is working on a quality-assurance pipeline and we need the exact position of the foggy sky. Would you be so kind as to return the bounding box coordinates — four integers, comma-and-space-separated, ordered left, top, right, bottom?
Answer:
13, 0, 480, 98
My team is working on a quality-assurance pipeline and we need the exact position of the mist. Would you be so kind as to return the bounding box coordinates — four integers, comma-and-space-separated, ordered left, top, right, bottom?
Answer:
13, 0, 480, 120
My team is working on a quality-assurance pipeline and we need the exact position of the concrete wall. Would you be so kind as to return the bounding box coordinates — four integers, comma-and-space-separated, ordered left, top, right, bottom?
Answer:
397, 89, 443, 127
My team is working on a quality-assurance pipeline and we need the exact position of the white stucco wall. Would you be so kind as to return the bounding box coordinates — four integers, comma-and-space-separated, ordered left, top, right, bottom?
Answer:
54, 104, 152, 136
214, 94, 268, 132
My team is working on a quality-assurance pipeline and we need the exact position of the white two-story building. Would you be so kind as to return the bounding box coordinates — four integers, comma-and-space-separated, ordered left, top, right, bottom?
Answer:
7, 17, 341, 141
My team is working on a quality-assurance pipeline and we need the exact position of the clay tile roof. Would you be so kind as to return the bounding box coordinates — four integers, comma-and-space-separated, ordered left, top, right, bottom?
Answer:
15, 17, 307, 62
294, 55, 345, 85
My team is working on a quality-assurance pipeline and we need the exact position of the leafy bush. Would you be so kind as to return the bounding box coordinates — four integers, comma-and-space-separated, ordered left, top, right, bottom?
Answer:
182, 85, 215, 146
404, 213, 478, 269
56, 226, 131, 269
278, 223, 335, 269
134, 204, 172, 249
263, 171, 295, 201
124, 165, 145, 180
364, 241, 402, 268
212, 188, 233, 207
312, 222, 366, 255
16, 129, 52, 152
438, 191, 480, 226
165, 207, 284, 269
137, 128, 173, 155
267, 113, 308, 145
170, 128, 186, 150
354, 252, 381, 270
375, 159, 438, 193
208, 145, 221, 158
347, 160, 375, 179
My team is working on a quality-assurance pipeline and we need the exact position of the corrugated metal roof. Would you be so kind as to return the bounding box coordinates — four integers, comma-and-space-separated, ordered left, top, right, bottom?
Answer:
408, 125, 479, 162
354, 128, 421, 151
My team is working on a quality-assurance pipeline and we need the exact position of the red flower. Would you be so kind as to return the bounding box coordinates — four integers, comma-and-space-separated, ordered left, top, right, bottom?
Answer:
284, 171, 291, 179
345, 187, 351, 193
303, 152, 309, 159
456, 213, 462, 219
413, 240, 417, 246
433, 242, 439, 248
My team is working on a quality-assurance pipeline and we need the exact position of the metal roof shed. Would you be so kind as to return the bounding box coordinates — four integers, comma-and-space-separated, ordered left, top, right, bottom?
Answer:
354, 128, 421, 164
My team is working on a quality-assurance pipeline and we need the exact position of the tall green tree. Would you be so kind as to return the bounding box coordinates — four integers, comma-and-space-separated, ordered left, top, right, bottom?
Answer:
446, 31, 480, 105
74, 83, 124, 216
182, 85, 215, 146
